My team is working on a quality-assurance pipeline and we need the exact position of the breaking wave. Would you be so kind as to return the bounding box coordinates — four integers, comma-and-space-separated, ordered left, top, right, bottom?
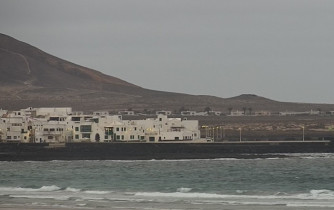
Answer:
1, 186, 334, 208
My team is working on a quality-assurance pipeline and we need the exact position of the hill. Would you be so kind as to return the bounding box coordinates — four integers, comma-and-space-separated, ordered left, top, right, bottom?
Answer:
1, 33, 334, 113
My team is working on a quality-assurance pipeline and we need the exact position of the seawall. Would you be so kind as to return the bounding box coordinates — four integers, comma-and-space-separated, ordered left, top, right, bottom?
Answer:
0, 141, 333, 161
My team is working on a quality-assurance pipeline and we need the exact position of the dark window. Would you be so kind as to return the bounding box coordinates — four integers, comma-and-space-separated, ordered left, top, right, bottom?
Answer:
82, 133, 90, 139
72, 117, 81, 121
80, 125, 92, 132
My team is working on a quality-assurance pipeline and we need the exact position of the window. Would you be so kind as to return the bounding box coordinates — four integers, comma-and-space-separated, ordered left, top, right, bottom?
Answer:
134, 127, 137, 131
116, 135, 120, 140
50, 128, 55, 132
105, 127, 113, 135
7, 136, 11, 139
116, 127, 119, 131
80, 125, 92, 132
130, 135, 134, 139
121, 135, 124, 140
105, 136, 108, 139
72, 117, 81, 121
75, 135, 79, 139
75, 127, 79, 131
82, 133, 90, 139
48, 136, 53, 139
44, 128, 49, 131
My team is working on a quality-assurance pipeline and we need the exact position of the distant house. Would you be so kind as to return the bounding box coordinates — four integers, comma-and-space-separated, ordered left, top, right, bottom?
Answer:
254, 111, 272, 116
156, 110, 172, 115
0, 109, 8, 118
118, 111, 135, 115
327, 111, 334, 116
93, 111, 109, 116
181, 111, 208, 116
279, 110, 320, 116
208, 111, 222, 116
229, 110, 244, 116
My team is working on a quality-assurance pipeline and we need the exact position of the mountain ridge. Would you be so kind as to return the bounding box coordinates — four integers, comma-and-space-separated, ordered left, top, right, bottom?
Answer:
1, 33, 334, 113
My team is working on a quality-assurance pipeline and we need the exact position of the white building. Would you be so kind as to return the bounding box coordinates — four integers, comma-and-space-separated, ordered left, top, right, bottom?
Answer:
156, 110, 172, 115
181, 111, 208, 116
0, 107, 201, 143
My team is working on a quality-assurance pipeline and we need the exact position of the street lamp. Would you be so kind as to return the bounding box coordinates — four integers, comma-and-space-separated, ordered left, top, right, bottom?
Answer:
239, 127, 242, 142
301, 125, 305, 141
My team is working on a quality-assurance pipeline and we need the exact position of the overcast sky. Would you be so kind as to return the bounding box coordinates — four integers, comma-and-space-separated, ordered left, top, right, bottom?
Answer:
1, 0, 334, 103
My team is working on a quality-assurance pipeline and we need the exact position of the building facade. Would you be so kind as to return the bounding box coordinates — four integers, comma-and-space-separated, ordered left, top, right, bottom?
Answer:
0, 107, 200, 143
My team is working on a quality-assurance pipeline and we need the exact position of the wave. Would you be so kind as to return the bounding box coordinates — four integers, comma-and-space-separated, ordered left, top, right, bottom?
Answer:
10, 194, 69, 200
2, 186, 334, 200
280, 153, 334, 159
84, 190, 111, 194
176, 187, 192, 193
65, 187, 81, 192
2, 185, 334, 209
0, 185, 60, 192
135, 189, 334, 200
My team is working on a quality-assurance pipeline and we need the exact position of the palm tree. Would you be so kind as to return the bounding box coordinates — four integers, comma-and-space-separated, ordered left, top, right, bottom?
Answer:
248, 107, 252, 115
242, 107, 247, 115
228, 107, 233, 115
204, 106, 212, 113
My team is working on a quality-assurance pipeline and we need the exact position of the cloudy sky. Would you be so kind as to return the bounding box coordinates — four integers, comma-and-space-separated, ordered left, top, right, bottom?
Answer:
1, 0, 334, 103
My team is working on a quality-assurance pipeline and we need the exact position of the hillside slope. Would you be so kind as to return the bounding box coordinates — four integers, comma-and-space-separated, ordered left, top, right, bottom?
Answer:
1, 33, 333, 113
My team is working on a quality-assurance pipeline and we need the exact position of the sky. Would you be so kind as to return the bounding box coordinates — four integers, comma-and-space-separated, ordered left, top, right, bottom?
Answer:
1, 0, 334, 103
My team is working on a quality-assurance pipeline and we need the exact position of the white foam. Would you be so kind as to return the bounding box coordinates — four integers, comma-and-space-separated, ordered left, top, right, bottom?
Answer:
177, 187, 192, 193
10, 194, 69, 200
297, 189, 334, 200
0, 185, 60, 192
135, 192, 227, 198
135, 189, 334, 201
38, 185, 61, 191
65, 187, 81, 192
84, 190, 111, 194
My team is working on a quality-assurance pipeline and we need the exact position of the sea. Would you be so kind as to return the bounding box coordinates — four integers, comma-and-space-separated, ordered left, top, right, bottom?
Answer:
0, 154, 334, 210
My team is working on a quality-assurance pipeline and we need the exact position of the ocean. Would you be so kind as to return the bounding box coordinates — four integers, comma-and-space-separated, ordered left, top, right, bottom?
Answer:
0, 154, 334, 210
